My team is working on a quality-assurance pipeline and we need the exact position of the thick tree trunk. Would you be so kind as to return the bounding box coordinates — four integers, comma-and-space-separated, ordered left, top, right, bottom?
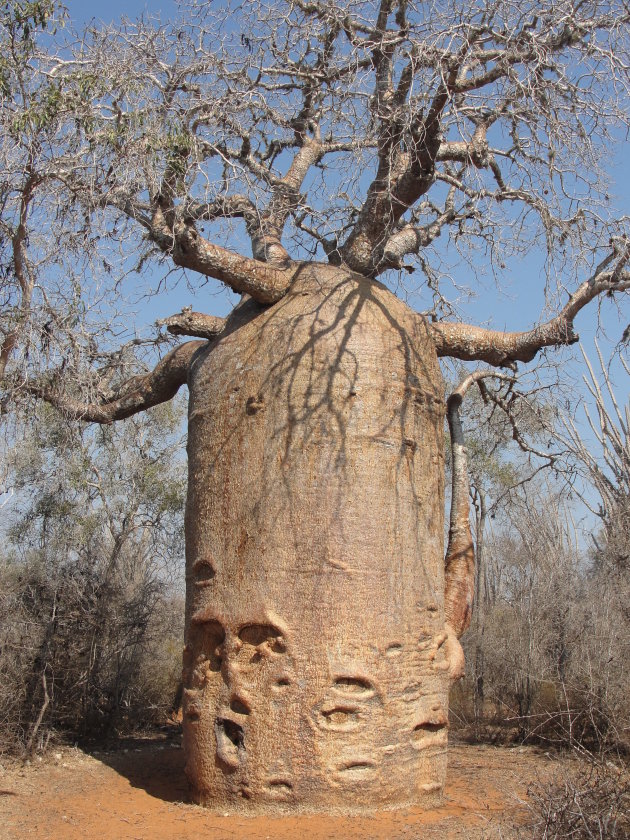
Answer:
183, 263, 463, 814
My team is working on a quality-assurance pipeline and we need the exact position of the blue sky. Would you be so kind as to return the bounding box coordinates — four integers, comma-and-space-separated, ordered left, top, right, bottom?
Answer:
65, 0, 179, 26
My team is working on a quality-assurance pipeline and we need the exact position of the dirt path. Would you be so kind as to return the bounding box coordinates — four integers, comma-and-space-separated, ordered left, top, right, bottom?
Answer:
1, 738, 556, 839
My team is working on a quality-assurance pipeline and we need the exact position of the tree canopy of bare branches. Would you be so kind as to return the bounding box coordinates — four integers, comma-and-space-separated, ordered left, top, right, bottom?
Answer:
1, 0, 629, 412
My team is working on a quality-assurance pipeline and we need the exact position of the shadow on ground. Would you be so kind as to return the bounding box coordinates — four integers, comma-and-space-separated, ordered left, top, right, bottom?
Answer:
93, 728, 189, 804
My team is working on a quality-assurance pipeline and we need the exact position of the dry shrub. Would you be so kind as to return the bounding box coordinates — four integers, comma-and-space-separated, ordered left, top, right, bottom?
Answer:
526, 755, 630, 839
0, 555, 184, 754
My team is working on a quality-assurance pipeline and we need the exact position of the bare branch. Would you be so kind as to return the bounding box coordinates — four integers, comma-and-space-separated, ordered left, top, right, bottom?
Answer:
431, 256, 630, 366
158, 310, 226, 339
150, 209, 299, 304
0, 169, 39, 379
554, 343, 630, 525
2, 0, 629, 430
251, 137, 324, 263
185, 195, 256, 224
23, 341, 205, 424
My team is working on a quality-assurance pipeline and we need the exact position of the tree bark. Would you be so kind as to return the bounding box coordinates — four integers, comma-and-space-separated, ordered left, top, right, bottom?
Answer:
182, 263, 464, 813
159, 311, 226, 340
472, 487, 487, 738
444, 371, 514, 630
21, 253, 627, 815
445, 386, 476, 640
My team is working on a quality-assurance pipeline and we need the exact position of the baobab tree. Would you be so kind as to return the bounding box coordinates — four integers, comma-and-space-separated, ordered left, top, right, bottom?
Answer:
2, 0, 629, 814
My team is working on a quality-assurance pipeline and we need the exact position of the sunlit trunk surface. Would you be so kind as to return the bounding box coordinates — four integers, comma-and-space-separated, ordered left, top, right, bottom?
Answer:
183, 264, 456, 813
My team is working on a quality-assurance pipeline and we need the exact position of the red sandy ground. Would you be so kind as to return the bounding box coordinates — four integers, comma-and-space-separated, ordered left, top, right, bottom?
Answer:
0, 736, 558, 839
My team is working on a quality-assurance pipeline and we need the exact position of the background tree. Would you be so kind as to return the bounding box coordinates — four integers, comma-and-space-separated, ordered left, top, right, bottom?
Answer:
448, 350, 630, 753
1, 0, 629, 814
0, 398, 187, 753
444, 368, 560, 735
556, 345, 630, 572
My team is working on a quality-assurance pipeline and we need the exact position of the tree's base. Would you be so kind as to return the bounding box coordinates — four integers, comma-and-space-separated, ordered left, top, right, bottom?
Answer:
190, 783, 445, 816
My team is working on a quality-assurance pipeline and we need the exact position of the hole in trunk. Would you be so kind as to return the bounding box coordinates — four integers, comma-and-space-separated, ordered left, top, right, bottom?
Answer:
337, 760, 377, 780
320, 706, 360, 729
239, 623, 285, 650
192, 557, 216, 586
322, 707, 355, 722
215, 717, 245, 771
268, 779, 293, 794
412, 710, 448, 746
229, 697, 251, 716
218, 718, 244, 748
333, 676, 374, 696
413, 721, 445, 735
